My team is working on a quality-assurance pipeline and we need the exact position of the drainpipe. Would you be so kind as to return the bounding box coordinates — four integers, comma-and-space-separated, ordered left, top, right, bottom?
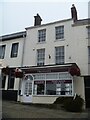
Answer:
17, 33, 26, 101
21, 33, 26, 67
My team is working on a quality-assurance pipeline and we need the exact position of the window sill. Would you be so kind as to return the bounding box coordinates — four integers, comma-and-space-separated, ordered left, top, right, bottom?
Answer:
33, 94, 73, 97
37, 41, 46, 44
54, 39, 65, 42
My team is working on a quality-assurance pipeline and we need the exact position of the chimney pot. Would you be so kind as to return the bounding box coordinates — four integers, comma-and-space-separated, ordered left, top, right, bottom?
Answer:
71, 4, 78, 22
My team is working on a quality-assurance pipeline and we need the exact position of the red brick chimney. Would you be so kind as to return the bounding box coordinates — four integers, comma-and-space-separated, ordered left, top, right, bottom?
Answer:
71, 4, 78, 22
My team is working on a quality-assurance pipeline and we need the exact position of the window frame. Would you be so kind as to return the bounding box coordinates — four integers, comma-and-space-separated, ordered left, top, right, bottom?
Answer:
88, 47, 90, 64
11, 43, 19, 58
55, 26, 64, 40
37, 48, 45, 66
88, 27, 90, 38
38, 29, 46, 43
55, 46, 65, 65
0, 45, 6, 59
33, 72, 73, 96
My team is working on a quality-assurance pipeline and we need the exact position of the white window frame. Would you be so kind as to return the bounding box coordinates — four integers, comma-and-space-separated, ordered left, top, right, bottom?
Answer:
33, 72, 73, 96
11, 43, 19, 58
88, 47, 90, 64
55, 46, 64, 64
38, 29, 46, 43
55, 26, 64, 40
37, 48, 45, 66
0, 45, 6, 59
88, 27, 90, 38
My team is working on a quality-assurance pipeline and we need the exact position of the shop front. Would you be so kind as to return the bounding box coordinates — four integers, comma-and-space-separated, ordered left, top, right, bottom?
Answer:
19, 63, 81, 104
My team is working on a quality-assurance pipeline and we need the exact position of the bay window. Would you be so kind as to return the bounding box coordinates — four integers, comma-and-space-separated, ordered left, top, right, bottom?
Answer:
33, 72, 73, 96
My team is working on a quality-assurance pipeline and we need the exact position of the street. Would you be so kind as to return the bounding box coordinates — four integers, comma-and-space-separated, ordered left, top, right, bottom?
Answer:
2, 100, 89, 119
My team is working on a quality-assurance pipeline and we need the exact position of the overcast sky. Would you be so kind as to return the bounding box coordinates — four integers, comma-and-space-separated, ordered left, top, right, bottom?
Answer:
0, 0, 90, 36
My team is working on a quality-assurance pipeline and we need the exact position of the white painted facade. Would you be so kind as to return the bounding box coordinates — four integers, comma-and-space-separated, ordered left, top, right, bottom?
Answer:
23, 19, 89, 76
0, 17, 90, 108
0, 32, 26, 91
0, 37, 25, 68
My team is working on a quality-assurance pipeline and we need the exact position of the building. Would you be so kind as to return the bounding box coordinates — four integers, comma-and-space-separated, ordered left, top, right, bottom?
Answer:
0, 5, 90, 108
0, 31, 26, 100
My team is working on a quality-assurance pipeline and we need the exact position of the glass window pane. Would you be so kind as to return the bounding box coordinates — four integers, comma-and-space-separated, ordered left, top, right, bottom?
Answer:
11, 43, 19, 58
38, 29, 46, 42
37, 49, 45, 66
88, 47, 90, 63
56, 26, 64, 40
55, 46, 64, 64
0, 45, 6, 59
33, 81, 45, 95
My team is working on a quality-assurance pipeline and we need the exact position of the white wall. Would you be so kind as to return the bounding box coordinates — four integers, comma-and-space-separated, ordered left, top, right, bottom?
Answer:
23, 20, 88, 76
0, 37, 24, 67
23, 20, 73, 66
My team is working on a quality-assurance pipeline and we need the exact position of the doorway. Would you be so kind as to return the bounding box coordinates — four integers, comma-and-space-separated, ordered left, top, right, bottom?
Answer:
21, 74, 33, 103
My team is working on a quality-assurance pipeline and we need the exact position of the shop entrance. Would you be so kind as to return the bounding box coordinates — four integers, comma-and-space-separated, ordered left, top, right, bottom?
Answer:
21, 74, 33, 103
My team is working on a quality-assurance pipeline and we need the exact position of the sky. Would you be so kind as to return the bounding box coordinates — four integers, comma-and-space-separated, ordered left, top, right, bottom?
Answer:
0, 0, 90, 36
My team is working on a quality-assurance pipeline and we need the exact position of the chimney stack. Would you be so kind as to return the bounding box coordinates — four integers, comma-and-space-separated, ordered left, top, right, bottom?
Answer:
34, 13, 42, 26
71, 4, 78, 22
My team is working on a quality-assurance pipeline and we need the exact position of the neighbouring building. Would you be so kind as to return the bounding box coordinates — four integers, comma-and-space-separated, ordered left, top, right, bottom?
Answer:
0, 5, 90, 108
0, 31, 26, 100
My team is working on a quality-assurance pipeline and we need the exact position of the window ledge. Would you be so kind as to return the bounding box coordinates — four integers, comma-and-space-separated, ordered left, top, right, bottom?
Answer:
37, 41, 46, 44
33, 95, 73, 97
54, 39, 65, 42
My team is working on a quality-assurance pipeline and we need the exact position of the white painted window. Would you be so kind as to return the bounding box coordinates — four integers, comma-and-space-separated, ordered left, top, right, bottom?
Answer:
38, 29, 46, 42
11, 43, 19, 58
88, 27, 90, 38
0, 45, 6, 59
24, 82, 32, 95
37, 48, 45, 66
55, 26, 64, 40
55, 46, 64, 64
88, 47, 90, 63
33, 72, 73, 96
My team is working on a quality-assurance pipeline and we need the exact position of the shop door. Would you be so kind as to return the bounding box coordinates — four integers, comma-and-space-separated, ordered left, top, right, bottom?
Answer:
21, 74, 33, 103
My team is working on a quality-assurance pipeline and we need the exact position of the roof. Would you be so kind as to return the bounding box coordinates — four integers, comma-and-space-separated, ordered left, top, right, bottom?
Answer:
26, 18, 90, 30
25, 18, 72, 30
0, 18, 90, 41
0, 31, 26, 41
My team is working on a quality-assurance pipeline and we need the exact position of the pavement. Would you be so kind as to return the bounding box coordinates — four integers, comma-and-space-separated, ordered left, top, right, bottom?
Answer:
1, 100, 90, 119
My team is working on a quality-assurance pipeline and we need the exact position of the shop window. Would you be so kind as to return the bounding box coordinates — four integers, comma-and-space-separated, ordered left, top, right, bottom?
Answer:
33, 73, 72, 96
46, 80, 72, 95
34, 81, 45, 95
